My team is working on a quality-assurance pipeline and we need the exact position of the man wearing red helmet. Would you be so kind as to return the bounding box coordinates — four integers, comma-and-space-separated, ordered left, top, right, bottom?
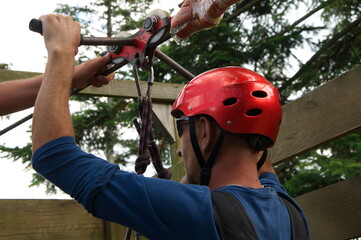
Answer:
31, 15, 309, 239
171, 67, 309, 239
172, 67, 282, 186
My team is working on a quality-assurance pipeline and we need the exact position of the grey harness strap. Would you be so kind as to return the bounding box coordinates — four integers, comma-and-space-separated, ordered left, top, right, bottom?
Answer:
279, 195, 309, 240
211, 191, 308, 240
211, 191, 259, 240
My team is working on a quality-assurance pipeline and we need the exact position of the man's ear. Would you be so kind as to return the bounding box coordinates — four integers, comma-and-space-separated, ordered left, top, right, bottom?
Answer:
197, 116, 216, 153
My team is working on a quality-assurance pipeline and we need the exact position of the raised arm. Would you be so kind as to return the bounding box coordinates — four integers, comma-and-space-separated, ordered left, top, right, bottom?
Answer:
32, 14, 114, 151
32, 15, 79, 151
0, 75, 42, 116
0, 58, 113, 117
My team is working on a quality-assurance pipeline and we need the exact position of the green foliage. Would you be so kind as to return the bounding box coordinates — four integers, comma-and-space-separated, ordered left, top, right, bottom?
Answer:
54, 4, 95, 31
92, 0, 155, 34
0, 143, 32, 166
1, 0, 360, 197
277, 131, 361, 197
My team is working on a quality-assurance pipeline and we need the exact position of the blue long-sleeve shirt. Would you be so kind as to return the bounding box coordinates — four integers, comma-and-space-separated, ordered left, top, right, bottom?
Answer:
32, 136, 308, 240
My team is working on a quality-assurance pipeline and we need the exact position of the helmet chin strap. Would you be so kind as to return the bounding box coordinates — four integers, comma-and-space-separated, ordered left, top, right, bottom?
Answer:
188, 117, 225, 186
257, 150, 267, 170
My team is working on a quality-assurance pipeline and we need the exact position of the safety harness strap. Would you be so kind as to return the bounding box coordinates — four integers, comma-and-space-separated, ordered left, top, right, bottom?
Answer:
211, 191, 259, 240
279, 195, 309, 240
132, 65, 171, 179
211, 191, 309, 240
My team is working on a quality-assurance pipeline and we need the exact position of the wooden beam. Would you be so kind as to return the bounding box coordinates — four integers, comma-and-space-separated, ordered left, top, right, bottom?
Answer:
270, 65, 361, 164
295, 176, 361, 240
0, 69, 40, 81
0, 69, 184, 103
0, 199, 104, 240
80, 80, 183, 103
0, 199, 145, 240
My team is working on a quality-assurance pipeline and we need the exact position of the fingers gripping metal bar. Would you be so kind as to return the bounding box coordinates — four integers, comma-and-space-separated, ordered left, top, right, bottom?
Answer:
29, 19, 137, 46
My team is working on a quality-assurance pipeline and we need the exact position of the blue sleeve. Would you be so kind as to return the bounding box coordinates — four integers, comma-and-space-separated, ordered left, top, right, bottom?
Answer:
32, 137, 220, 240
32, 136, 120, 209
259, 172, 287, 194
259, 172, 301, 207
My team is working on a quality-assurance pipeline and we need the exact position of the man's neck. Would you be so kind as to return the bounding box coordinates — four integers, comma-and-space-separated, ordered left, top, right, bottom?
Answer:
209, 168, 262, 190
208, 150, 262, 191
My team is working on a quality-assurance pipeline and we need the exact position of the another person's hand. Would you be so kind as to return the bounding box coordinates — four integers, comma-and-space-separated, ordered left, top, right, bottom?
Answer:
72, 55, 115, 89
171, 0, 241, 39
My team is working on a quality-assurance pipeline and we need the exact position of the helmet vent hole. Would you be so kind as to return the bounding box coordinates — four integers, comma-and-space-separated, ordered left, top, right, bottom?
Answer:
252, 91, 267, 98
223, 97, 238, 106
246, 108, 263, 117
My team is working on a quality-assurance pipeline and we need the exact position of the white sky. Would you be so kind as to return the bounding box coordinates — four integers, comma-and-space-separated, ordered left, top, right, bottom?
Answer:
0, 0, 179, 199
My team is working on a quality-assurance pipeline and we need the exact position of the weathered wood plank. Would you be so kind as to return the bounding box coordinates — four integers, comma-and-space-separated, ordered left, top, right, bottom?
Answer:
271, 65, 361, 164
295, 176, 361, 240
80, 80, 183, 103
0, 199, 149, 240
0, 69, 40, 81
0, 70, 184, 103
0, 199, 104, 240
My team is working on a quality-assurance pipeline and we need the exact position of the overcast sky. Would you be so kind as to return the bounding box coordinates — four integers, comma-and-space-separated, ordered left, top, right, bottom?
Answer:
0, 0, 178, 199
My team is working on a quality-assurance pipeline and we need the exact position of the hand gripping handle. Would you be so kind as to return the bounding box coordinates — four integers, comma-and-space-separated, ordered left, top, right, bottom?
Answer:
29, 19, 135, 47
29, 18, 85, 45
29, 19, 43, 34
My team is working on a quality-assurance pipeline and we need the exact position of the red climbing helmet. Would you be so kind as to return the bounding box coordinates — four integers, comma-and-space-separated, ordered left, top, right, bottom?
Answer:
171, 67, 282, 147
